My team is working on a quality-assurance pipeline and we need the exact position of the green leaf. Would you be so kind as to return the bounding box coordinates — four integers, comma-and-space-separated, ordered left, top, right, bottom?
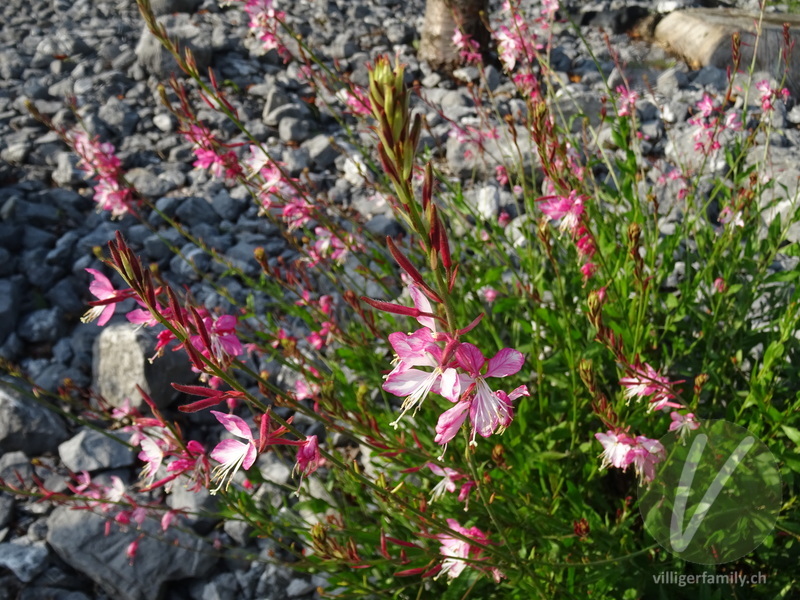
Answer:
781, 425, 800, 447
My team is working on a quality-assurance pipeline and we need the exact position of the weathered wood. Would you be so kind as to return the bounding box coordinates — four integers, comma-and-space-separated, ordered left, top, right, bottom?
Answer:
418, 0, 489, 72
653, 8, 800, 95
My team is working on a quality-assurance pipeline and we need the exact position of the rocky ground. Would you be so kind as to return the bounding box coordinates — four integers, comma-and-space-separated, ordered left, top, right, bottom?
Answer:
1, 0, 799, 598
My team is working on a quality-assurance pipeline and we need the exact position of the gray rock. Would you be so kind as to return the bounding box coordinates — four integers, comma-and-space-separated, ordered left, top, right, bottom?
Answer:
175, 196, 219, 227
463, 185, 500, 220
0, 387, 68, 456
92, 323, 196, 410
0, 249, 14, 278
189, 572, 239, 600
98, 97, 140, 138
0, 493, 13, 530
693, 65, 728, 91
284, 147, 310, 175
58, 429, 134, 472
6, 199, 61, 227
261, 88, 293, 121
169, 244, 212, 282
167, 484, 219, 533
0, 451, 33, 484
263, 103, 310, 128
328, 33, 356, 59
149, 0, 203, 15
222, 242, 261, 277
153, 113, 174, 133
18, 308, 66, 345
0, 540, 49, 583
125, 167, 175, 198
0, 279, 21, 344
135, 16, 212, 78
787, 104, 800, 125
47, 506, 216, 600
365, 215, 403, 237
223, 519, 253, 547
386, 22, 413, 44
656, 66, 689, 96
21, 248, 63, 289
20, 225, 56, 250
144, 229, 184, 261
210, 189, 247, 221
279, 118, 312, 143
18, 589, 90, 600
286, 578, 315, 597
303, 134, 338, 170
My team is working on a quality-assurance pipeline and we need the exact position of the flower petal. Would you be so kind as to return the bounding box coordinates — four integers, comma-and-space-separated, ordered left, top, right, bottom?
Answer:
241, 441, 258, 470
211, 411, 253, 440
455, 343, 485, 375
409, 284, 435, 331
438, 368, 461, 403
210, 438, 248, 465
383, 369, 437, 397
484, 348, 524, 378
86, 268, 115, 299
434, 401, 469, 445
470, 381, 512, 438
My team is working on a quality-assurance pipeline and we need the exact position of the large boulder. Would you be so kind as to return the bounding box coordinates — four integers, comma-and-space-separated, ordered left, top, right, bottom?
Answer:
135, 14, 212, 78
0, 387, 68, 456
47, 506, 217, 600
92, 323, 196, 410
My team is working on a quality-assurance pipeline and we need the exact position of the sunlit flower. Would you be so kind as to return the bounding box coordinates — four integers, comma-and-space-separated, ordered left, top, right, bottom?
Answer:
209, 411, 258, 494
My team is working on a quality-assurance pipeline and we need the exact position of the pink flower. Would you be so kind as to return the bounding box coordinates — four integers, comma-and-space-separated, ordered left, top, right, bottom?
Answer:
161, 510, 178, 532
451, 28, 481, 63
190, 313, 243, 365
427, 463, 461, 502
615, 85, 639, 117
342, 87, 372, 116
719, 205, 744, 228
495, 165, 509, 186
594, 430, 666, 483
294, 435, 322, 479
434, 400, 470, 450
137, 436, 164, 488
627, 436, 666, 483
480, 287, 499, 303
82, 268, 132, 325
539, 191, 585, 233
669, 411, 700, 441
244, 144, 272, 176
696, 93, 716, 119
126, 539, 140, 565
619, 361, 682, 411
384, 357, 461, 427
713, 277, 726, 293
209, 411, 258, 493
453, 343, 528, 444
595, 430, 636, 470
436, 519, 503, 582
724, 111, 742, 131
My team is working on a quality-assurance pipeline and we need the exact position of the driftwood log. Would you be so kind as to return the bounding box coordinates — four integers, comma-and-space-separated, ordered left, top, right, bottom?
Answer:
653, 8, 800, 96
